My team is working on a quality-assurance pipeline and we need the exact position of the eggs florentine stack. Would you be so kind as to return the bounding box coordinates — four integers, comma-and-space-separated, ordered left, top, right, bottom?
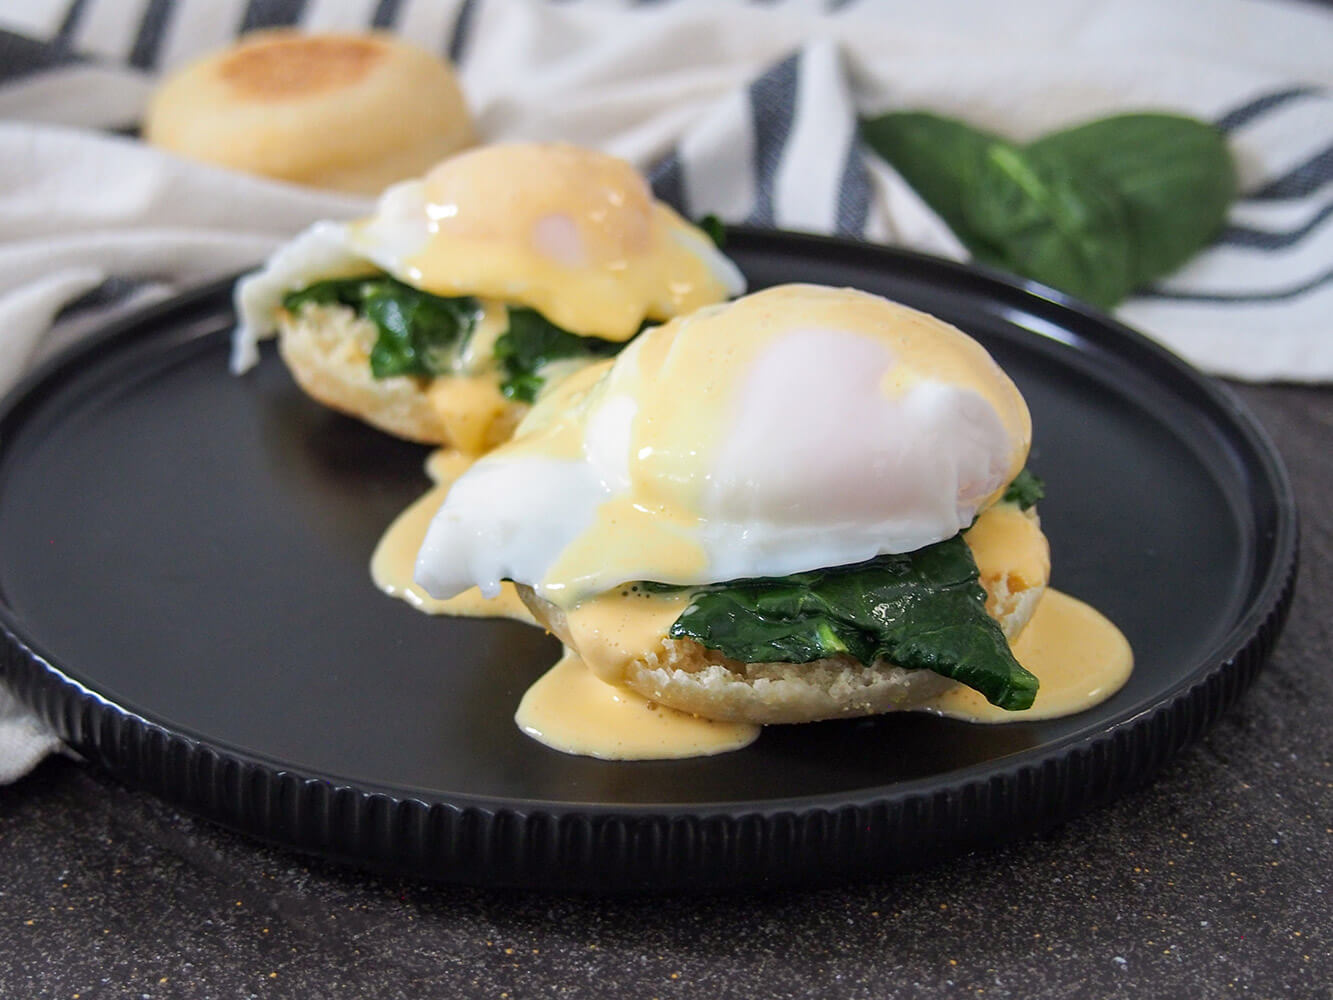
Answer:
233, 143, 744, 452
415, 284, 1051, 723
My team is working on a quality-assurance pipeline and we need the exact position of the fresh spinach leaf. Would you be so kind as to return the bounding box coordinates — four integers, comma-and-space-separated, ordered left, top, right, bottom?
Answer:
493, 308, 622, 403
664, 534, 1039, 711
861, 113, 1134, 307
282, 276, 480, 379
860, 110, 1236, 308
1029, 114, 1235, 285
1001, 468, 1045, 510
859, 111, 1003, 243
965, 143, 1136, 308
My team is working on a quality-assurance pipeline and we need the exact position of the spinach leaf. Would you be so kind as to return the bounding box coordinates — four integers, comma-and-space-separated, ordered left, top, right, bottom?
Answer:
965, 143, 1135, 308
493, 308, 622, 403
283, 278, 626, 395
859, 111, 1004, 243
1028, 114, 1235, 285
1001, 468, 1045, 510
281, 276, 371, 311
860, 110, 1236, 308
861, 112, 1134, 307
665, 534, 1039, 711
364, 284, 480, 378
697, 213, 727, 248
282, 277, 479, 379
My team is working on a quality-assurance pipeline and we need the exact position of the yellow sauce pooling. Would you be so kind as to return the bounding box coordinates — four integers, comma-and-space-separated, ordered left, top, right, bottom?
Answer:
919, 589, 1132, 723
515, 649, 760, 760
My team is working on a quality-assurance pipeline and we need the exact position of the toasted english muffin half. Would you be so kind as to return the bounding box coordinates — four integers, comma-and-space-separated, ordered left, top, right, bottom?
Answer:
519, 507, 1050, 725
145, 31, 474, 194
277, 304, 524, 452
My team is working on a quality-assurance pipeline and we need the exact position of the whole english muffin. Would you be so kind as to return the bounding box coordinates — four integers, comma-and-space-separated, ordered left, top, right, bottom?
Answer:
145, 31, 475, 194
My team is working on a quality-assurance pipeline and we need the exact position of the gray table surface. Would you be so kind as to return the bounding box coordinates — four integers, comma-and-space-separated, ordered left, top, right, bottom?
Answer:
2, 382, 1329, 1000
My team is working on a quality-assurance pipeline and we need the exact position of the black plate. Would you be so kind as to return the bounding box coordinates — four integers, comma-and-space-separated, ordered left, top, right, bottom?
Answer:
0, 232, 1297, 891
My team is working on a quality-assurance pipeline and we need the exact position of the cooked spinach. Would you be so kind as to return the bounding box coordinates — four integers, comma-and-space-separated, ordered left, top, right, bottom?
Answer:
364, 286, 482, 378
860, 111, 1235, 308
1002, 468, 1045, 510
493, 308, 623, 403
659, 533, 1038, 711
282, 276, 479, 379
282, 278, 623, 393
698, 213, 727, 248
281, 276, 373, 311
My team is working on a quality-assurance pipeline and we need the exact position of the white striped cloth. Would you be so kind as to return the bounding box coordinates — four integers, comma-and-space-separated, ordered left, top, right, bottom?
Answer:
0, 0, 1330, 781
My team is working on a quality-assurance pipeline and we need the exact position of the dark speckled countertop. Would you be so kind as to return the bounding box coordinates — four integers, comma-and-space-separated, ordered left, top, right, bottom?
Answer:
3, 382, 1330, 1000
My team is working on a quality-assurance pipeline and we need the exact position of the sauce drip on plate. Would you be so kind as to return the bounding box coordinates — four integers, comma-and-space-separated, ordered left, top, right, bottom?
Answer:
515, 650, 760, 760
918, 589, 1132, 724
370, 450, 532, 622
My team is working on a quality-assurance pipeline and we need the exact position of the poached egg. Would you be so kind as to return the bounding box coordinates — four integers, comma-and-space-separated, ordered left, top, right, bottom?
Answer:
232, 141, 745, 372
415, 284, 1032, 608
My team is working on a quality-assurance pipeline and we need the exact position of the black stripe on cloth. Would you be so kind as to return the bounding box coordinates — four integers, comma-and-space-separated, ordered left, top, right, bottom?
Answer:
0, 29, 85, 84
55, 277, 152, 322
55, 0, 90, 47
745, 52, 800, 227
1218, 201, 1332, 250
371, 0, 404, 29
834, 139, 872, 236
128, 0, 175, 71
648, 149, 688, 214
1143, 266, 1333, 303
1214, 86, 1322, 133
239, 0, 309, 34
1247, 143, 1333, 201
447, 0, 479, 63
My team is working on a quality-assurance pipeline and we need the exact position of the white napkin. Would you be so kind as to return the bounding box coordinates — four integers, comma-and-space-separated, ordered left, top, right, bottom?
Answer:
0, 0, 1330, 781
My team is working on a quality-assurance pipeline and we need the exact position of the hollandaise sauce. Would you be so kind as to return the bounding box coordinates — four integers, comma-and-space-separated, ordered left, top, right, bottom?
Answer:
515, 650, 761, 760
401, 143, 738, 340
370, 449, 533, 622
